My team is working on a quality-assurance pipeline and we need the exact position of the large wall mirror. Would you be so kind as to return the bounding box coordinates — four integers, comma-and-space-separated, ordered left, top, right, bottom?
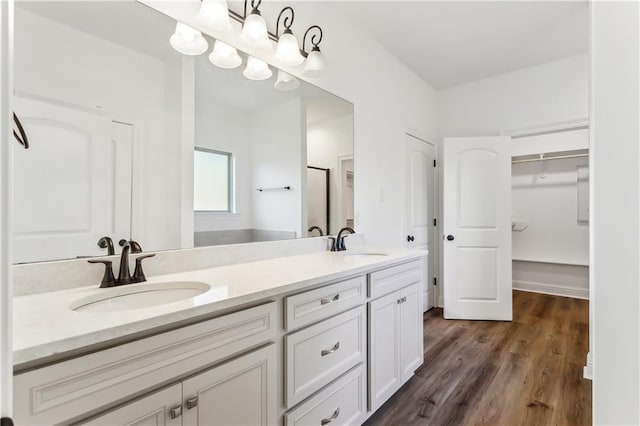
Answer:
12, 0, 354, 264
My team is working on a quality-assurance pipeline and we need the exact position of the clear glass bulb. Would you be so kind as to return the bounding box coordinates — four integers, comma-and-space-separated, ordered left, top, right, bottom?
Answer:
275, 32, 304, 66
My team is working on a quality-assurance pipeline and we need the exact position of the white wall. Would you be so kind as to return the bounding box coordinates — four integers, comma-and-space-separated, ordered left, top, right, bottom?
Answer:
307, 113, 354, 235
591, 1, 640, 423
439, 53, 589, 137
250, 98, 304, 236
193, 98, 253, 233
14, 8, 183, 252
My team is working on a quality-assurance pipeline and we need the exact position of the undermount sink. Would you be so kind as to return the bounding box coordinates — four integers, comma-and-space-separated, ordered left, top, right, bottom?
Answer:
70, 281, 211, 312
344, 251, 389, 257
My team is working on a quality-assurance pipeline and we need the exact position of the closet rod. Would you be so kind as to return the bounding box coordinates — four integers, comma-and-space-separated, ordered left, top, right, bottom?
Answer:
512, 153, 589, 164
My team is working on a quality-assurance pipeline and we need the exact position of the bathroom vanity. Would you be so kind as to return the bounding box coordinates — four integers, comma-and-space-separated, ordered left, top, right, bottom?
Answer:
13, 248, 425, 425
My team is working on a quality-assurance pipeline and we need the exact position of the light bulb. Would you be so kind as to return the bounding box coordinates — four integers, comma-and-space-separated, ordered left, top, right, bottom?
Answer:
242, 12, 270, 49
275, 31, 304, 66
274, 69, 300, 91
209, 40, 242, 69
198, 0, 232, 32
243, 56, 272, 80
303, 48, 325, 77
170, 22, 208, 56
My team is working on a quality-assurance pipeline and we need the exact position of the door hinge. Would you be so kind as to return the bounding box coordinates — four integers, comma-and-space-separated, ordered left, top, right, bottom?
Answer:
433, 218, 437, 226
433, 277, 437, 286
433, 159, 437, 167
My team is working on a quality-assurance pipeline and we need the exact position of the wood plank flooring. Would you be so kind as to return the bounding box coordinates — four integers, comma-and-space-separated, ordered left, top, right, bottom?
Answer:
363, 291, 591, 426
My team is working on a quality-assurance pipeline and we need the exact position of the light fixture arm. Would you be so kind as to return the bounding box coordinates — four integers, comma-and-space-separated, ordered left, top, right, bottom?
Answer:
302, 25, 323, 57
243, 0, 262, 19
276, 6, 295, 37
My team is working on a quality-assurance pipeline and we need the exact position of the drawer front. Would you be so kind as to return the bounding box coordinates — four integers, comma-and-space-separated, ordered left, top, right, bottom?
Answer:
14, 302, 277, 426
285, 307, 366, 408
284, 364, 366, 426
368, 260, 422, 299
285, 276, 366, 331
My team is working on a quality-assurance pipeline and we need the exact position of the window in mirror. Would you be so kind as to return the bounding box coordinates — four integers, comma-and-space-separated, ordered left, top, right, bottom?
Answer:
194, 148, 233, 212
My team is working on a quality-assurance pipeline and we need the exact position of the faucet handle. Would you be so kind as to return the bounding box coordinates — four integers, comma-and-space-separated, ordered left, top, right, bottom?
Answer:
339, 234, 350, 251
328, 237, 337, 252
133, 254, 156, 283
88, 259, 116, 288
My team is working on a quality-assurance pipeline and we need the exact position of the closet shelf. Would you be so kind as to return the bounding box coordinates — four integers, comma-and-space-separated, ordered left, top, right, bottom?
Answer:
512, 149, 589, 164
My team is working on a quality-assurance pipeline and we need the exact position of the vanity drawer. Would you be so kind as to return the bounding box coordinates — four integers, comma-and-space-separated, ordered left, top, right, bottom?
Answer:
14, 302, 277, 426
285, 306, 366, 408
284, 364, 366, 426
284, 276, 366, 331
368, 260, 422, 299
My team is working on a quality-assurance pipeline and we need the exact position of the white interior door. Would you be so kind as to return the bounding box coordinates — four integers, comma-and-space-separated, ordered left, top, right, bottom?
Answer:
12, 96, 132, 263
443, 136, 512, 320
405, 133, 437, 312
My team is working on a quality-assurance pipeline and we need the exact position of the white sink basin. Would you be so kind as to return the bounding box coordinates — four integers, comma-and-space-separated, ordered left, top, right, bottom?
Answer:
70, 281, 211, 312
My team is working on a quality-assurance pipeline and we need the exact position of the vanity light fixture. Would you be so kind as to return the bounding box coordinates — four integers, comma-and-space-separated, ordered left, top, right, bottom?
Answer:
302, 25, 325, 77
209, 40, 242, 69
198, 0, 232, 32
274, 7, 304, 66
243, 55, 272, 80
274, 69, 300, 91
242, 0, 271, 49
170, 22, 209, 55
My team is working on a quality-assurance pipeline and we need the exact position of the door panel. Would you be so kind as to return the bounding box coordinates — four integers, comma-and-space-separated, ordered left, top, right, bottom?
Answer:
12, 96, 132, 263
443, 137, 512, 321
182, 344, 277, 426
405, 134, 437, 311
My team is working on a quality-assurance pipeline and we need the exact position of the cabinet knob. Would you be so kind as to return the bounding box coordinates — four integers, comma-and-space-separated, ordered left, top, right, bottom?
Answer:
321, 341, 340, 356
186, 396, 198, 410
170, 405, 182, 419
407, 235, 415, 242
321, 407, 340, 425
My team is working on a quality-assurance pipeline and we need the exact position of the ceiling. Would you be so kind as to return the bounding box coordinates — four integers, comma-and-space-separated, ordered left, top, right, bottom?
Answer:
326, 1, 589, 89
17, 1, 590, 91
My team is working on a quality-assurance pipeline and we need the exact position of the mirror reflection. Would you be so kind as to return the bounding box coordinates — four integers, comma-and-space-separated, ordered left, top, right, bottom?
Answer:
12, 0, 353, 264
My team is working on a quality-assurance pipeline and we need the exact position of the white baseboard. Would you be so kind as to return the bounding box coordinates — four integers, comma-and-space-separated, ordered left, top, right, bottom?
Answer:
513, 280, 589, 300
438, 296, 444, 308
583, 351, 593, 380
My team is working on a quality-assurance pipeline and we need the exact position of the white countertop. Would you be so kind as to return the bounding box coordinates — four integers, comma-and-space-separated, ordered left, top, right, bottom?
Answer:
13, 248, 426, 367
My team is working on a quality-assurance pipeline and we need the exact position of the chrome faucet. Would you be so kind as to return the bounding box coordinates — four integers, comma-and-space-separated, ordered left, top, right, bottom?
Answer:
88, 240, 154, 288
330, 227, 355, 251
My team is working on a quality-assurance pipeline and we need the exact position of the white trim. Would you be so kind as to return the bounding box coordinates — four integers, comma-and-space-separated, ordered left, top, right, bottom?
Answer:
513, 280, 589, 300
0, 0, 13, 418
583, 351, 593, 380
500, 118, 590, 138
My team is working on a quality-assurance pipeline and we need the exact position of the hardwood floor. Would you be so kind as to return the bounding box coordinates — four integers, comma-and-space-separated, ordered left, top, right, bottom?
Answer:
364, 290, 591, 426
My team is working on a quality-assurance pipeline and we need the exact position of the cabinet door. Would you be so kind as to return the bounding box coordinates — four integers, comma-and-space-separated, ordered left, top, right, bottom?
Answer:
79, 383, 182, 426
399, 283, 424, 382
182, 344, 277, 426
368, 290, 401, 411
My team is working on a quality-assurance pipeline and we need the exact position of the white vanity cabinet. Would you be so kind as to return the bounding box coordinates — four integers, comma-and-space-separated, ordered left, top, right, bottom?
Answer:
81, 345, 278, 426
368, 261, 424, 411
14, 302, 277, 425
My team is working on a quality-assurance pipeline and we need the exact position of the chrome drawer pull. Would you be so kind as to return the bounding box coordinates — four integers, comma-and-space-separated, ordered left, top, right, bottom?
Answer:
321, 341, 340, 356
170, 405, 182, 419
321, 407, 340, 425
321, 294, 340, 305
186, 396, 198, 409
